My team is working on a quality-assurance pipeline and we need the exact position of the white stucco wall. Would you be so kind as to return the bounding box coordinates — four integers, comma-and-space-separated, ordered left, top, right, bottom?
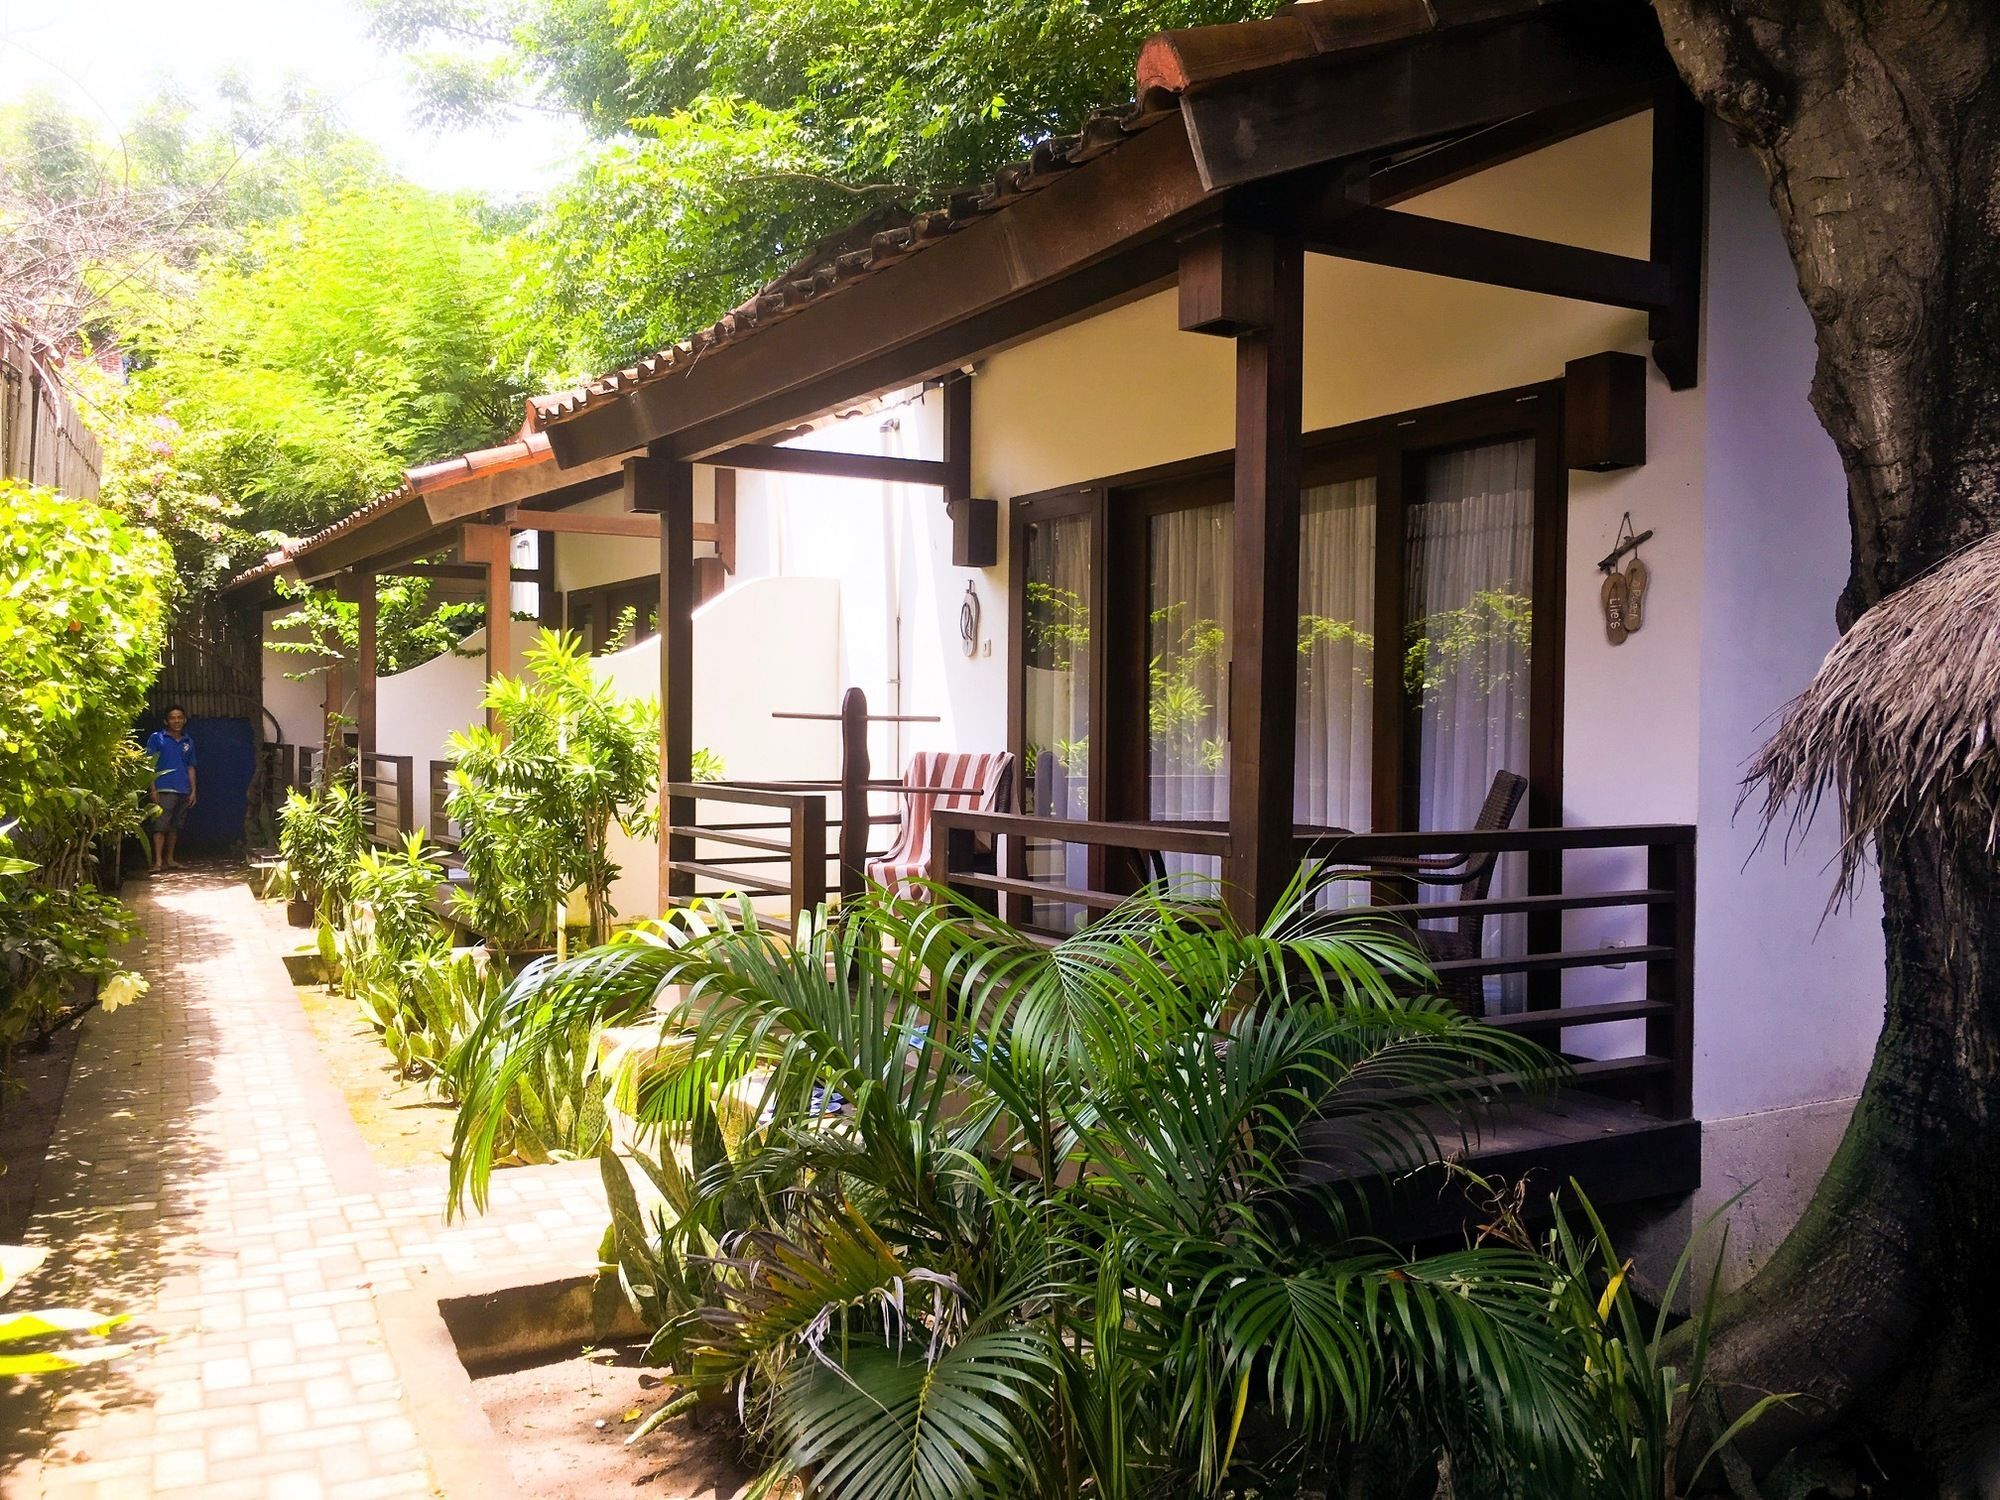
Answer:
955, 112, 1881, 1262
259, 607, 327, 747
589, 576, 844, 922
371, 625, 528, 832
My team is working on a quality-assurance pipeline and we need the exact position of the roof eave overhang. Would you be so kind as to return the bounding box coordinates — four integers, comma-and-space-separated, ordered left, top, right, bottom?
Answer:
542, 0, 1671, 470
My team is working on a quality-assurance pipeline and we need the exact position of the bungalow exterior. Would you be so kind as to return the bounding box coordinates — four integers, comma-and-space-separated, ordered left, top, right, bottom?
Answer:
236, 0, 1884, 1277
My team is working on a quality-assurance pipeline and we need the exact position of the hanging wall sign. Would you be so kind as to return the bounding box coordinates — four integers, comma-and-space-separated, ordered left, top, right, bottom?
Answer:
1598, 513, 1653, 646
960, 581, 981, 659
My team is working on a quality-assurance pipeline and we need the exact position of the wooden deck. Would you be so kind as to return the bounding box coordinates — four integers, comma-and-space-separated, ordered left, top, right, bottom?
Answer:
1297, 1089, 1701, 1243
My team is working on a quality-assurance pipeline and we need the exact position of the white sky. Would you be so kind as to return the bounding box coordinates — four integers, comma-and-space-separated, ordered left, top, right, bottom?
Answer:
0, 0, 583, 197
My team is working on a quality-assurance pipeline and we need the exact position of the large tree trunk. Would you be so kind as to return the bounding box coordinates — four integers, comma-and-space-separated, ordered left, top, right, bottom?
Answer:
1648, 1, 2000, 1486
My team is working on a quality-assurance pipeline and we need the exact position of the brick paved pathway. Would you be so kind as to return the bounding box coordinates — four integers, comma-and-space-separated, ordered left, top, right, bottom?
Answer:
2, 868, 609, 1499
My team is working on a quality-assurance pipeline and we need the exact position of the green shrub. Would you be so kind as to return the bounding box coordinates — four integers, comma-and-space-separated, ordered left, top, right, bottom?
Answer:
446, 629, 659, 950
450, 873, 1595, 1498
277, 782, 366, 929
0, 481, 165, 1054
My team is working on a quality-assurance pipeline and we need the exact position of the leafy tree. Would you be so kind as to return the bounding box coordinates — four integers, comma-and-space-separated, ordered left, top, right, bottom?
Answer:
1644, 2, 2000, 1483
367, 0, 1284, 374
263, 574, 488, 683
446, 630, 660, 948
113, 175, 524, 538
0, 482, 166, 1053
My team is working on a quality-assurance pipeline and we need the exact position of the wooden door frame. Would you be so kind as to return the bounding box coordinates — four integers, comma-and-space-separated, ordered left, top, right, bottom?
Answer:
1006, 376, 1571, 843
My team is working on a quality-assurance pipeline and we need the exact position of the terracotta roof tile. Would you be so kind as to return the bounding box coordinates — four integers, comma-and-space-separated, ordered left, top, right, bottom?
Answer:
222, 392, 580, 592
537, 1, 1550, 435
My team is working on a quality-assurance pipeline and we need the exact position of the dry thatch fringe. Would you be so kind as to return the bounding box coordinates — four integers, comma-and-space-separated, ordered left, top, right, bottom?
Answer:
1743, 532, 2000, 902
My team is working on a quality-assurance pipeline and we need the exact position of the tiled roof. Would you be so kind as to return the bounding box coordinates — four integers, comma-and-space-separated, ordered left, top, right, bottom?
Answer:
537, 0, 1552, 435
533, 100, 1171, 425
221, 393, 580, 592
1137, 0, 1547, 101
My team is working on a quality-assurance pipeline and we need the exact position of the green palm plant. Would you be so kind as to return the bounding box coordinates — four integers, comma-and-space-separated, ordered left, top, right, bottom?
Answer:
446, 629, 660, 950
448, 870, 1587, 1497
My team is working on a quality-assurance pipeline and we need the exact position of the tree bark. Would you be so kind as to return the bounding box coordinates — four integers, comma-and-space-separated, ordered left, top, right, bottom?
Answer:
1648, 1, 2000, 1484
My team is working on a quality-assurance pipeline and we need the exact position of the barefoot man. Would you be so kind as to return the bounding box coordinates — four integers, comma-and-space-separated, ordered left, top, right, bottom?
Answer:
144, 706, 197, 872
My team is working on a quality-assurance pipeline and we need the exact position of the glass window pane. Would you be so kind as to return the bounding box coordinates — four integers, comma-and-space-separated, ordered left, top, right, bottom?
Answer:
1409, 437, 1536, 1008
1296, 477, 1375, 836
1148, 503, 1230, 887
1021, 513, 1092, 926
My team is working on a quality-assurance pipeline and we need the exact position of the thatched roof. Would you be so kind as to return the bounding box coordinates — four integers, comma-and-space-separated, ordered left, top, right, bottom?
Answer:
1746, 533, 2000, 892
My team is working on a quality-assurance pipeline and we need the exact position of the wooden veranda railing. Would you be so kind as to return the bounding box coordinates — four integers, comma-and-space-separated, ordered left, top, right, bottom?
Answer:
355, 751, 414, 846
930, 814, 1696, 1122
428, 760, 460, 849
661, 781, 834, 921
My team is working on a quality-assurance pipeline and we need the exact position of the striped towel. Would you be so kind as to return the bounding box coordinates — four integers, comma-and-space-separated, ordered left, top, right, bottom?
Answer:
866, 750, 1014, 897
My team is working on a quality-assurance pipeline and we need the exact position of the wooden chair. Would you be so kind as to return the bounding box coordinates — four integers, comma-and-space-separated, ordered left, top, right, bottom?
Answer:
1382, 770, 1530, 1017
866, 750, 1015, 897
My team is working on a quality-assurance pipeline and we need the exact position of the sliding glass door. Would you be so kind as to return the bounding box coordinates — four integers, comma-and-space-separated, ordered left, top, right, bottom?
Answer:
1407, 437, 1537, 1005
1019, 506, 1094, 925
1012, 384, 1562, 964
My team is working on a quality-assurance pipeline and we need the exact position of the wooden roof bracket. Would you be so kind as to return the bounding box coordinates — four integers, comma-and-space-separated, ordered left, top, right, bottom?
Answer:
1216, 79, 1707, 391
1648, 80, 1707, 392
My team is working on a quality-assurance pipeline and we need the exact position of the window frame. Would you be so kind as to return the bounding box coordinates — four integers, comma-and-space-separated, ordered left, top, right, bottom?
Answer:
1006, 379, 1569, 834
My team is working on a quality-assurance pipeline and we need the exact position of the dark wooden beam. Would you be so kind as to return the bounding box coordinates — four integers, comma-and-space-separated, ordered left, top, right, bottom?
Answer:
714, 468, 737, 575
704, 443, 950, 487
1648, 79, 1707, 391
1221, 232, 1305, 928
942, 372, 972, 505
663, 241, 1183, 461
629, 454, 695, 908
295, 500, 443, 583
498, 507, 656, 539
1252, 195, 1673, 311
1180, 221, 1296, 335
548, 119, 1214, 466
386, 562, 539, 581
497, 506, 720, 543
420, 451, 629, 526
1367, 90, 1655, 206
1179, 4, 1672, 191
347, 572, 377, 756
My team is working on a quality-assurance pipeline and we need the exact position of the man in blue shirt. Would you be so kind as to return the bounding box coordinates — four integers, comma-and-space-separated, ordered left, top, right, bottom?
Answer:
144, 706, 197, 872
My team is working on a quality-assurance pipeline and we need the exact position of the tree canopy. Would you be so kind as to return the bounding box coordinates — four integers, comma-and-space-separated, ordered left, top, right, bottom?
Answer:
4, 92, 526, 605
368, 0, 1278, 376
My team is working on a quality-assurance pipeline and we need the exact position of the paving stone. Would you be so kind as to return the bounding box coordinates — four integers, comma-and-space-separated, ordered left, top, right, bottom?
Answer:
8, 870, 614, 1496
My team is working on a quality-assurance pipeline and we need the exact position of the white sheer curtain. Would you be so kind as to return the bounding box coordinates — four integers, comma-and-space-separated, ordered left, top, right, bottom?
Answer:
1147, 503, 1230, 886
1409, 439, 1535, 1005
1022, 513, 1093, 926
1148, 503, 1232, 825
1296, 478, 1375, 834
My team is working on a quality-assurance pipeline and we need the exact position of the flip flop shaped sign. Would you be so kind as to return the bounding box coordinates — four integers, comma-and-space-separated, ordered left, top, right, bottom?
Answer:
1599, 513, 1653, 646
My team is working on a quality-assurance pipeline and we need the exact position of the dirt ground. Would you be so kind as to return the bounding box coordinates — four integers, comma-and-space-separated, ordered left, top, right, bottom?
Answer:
0, 1016, 85, 1242
474, 1343, 761, 1499
295, 981, 460, 1170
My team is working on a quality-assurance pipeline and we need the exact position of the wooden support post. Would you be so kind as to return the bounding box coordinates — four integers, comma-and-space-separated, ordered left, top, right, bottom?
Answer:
1204, 230, 1304, 929
790, 796, 828, 928
838, 686, 870, 901
537, 531, 560, 629
347, 571, 378, 756
322, 659, 348, 775
942, 372, 972, 505
630, 454, 695, 909
713, 468, 737, 575
1649, 80, 1707, 391
462, 524, 512, 732
1646, 835, 1697, 1119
